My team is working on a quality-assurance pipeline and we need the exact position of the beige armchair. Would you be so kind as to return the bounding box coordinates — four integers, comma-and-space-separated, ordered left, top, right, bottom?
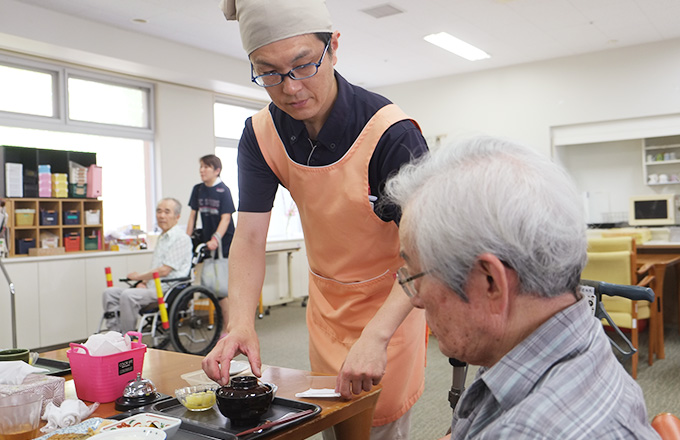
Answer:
581, 236, 656, 379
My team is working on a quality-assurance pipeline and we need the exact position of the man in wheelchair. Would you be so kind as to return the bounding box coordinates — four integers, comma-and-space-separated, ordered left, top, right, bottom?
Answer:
102, 198, 192, 334
386, 136, 659, 438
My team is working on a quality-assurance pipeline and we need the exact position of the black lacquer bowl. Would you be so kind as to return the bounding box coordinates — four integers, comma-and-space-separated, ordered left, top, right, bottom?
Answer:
216, 376, 275, 426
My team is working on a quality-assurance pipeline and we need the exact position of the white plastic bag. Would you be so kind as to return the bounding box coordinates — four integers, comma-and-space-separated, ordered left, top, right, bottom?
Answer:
201, 251, 228, 298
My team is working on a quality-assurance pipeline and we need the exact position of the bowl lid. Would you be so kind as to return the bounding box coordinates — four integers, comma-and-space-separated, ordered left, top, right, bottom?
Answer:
217, 376, 271, 398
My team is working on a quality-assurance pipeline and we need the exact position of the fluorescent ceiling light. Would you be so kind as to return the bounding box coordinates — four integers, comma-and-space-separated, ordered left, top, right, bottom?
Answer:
424, 32, 490, 61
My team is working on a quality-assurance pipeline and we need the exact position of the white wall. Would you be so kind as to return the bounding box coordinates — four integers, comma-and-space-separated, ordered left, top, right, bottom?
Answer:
372, 38, 680, 220
373, 38, 680, 156
155, 83, 215, 226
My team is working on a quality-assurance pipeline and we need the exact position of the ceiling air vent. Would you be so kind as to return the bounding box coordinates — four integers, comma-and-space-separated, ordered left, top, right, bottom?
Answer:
361, 4, 404, 19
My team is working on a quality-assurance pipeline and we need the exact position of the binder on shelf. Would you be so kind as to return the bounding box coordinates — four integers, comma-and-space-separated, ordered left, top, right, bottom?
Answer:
87, 165, 102, 198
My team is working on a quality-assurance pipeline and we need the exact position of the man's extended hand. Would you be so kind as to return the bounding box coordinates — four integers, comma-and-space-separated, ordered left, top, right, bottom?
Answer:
336, 334, 388, 399
202, 326, 262, 386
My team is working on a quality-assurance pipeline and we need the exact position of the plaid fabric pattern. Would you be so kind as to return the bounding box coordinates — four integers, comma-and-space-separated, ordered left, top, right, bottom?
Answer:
451, 297, 660, 439
151, 224, 192, 289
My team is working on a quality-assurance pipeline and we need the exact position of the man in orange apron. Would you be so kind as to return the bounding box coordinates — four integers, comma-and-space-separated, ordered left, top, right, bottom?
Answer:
202, 1, 428, 438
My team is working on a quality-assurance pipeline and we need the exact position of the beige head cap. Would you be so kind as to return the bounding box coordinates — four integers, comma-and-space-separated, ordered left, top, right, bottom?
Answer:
219, 0, 333, 55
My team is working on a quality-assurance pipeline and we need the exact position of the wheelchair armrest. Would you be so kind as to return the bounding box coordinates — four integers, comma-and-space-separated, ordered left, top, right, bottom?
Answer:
160, 276, 191, 284
118, 278, 142, 288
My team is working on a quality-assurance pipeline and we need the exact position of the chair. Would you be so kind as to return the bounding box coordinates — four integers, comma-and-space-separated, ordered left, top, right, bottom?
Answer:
581, 236, 656, 379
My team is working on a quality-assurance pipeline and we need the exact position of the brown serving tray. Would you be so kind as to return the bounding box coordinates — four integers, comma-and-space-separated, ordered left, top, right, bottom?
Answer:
111, 397, 320, 439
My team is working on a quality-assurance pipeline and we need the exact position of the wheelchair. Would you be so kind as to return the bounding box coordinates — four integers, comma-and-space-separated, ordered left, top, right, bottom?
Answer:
98, 244, 223, 356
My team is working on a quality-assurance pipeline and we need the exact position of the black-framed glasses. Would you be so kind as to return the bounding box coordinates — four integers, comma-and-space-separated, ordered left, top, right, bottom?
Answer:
251, 39, 331, 88
397, 267, 429, 298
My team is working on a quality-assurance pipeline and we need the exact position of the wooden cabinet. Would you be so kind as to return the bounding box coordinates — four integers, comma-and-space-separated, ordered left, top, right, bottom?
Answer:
0, 251, 154, 349
4, 198, 103, 256
643, 135, 680, 186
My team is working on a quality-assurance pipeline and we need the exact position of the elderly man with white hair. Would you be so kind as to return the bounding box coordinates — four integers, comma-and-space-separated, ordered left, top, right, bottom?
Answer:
385, 136, 659, 439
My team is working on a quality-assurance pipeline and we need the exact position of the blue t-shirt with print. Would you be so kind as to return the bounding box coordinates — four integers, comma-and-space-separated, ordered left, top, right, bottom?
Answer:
188, 180, 235, 258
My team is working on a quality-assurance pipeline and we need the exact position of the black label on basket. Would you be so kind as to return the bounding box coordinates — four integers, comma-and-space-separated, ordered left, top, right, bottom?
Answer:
118, 358, 134, 376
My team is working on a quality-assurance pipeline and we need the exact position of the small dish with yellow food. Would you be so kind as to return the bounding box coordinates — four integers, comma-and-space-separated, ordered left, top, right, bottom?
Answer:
175, 384, 219, 411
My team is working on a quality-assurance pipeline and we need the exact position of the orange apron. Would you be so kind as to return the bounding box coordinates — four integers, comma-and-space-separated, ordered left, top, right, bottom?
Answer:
252, 104, 427, 426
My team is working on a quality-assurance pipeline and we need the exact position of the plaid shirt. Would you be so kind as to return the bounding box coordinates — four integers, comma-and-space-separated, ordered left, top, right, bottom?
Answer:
451, 297, 660, 439
151, 224, 192, 290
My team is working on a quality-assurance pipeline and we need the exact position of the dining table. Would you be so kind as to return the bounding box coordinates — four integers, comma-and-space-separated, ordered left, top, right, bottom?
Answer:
39, 348, 381, 439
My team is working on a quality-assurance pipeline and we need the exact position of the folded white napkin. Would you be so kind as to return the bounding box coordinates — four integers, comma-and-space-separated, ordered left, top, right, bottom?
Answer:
75, 332, 131, 356
0, 360, 48, 385
40, 399, 99, 433
294, 388, 341, 398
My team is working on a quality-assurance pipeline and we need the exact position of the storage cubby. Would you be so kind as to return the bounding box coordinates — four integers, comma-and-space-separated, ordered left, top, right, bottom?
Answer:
4, 198, 103, 256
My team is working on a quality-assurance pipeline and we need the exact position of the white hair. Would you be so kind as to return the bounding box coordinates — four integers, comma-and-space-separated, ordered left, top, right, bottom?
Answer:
385, 135, 587, 299
158, 197, 182, 217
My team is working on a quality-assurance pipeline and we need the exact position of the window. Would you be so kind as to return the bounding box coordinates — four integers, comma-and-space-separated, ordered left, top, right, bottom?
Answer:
0, 54, 154, 233
214, 100, 260, 228
214, 99, 302, 239
214, 102, 257, 139
0, 63, 55, 118
68, 76, 150, 128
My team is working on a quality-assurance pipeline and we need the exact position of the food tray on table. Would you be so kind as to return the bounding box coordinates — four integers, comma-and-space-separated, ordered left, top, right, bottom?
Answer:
110, 397, 320, 439
34, 357, 71, 376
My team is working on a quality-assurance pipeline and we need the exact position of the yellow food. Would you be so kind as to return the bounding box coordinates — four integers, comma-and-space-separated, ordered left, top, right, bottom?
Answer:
184, 391, 215, 409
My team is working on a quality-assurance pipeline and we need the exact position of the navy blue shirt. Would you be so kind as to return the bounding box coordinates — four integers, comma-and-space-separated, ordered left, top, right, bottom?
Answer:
188, 181, 236, 258
237, 72, 428, 223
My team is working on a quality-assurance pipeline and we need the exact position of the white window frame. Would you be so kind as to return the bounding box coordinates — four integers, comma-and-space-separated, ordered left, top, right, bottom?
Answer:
0, 51, 154, 141
0, 53, 62, 124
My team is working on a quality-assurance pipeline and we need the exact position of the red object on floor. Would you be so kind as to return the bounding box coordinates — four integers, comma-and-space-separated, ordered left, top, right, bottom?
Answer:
653, 413, 680, 440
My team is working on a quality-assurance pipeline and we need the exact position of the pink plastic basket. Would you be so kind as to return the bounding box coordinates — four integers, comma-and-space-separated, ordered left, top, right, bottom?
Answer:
67, 332, 147, 403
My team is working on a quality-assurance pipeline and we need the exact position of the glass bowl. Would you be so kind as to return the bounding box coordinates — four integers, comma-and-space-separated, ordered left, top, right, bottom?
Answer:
175, 384, 219, 411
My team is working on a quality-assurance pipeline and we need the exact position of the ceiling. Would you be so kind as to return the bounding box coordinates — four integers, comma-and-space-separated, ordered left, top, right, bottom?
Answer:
17, 0, 680, 89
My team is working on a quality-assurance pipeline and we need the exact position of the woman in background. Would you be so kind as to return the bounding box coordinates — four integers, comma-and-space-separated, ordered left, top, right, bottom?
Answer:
187, 154, 235, 337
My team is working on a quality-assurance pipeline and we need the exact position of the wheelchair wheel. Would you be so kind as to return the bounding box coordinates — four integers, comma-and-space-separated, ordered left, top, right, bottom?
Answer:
168, 285, 223, 355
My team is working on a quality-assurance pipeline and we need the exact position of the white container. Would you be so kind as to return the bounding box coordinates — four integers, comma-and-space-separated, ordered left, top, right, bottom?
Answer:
85, 209, 101, 225
5, 163, 23, 197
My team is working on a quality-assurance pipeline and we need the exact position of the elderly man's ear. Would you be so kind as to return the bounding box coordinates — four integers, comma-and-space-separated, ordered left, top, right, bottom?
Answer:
475, 254, 511, 315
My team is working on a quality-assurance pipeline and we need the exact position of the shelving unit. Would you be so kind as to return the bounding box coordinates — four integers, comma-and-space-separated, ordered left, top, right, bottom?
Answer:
4, 198, 103, 256
643, 135, 680, 186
